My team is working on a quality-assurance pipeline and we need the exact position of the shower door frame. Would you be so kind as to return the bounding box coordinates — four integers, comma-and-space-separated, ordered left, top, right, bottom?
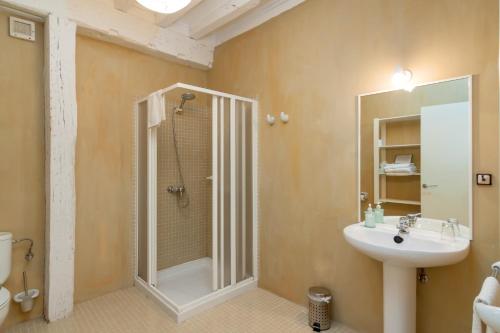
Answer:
134, 83, 259, 322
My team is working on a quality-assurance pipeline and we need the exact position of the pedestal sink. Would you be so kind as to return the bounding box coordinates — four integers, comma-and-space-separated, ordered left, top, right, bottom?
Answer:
343, 217, 470, 333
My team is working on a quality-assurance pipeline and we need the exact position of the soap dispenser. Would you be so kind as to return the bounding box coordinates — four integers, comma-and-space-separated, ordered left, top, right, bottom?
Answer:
365, 204, 376, 228
374, 202, 384, 224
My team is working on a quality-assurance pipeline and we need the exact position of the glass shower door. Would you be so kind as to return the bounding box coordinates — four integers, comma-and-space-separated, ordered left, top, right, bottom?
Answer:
212, 96, 254, 290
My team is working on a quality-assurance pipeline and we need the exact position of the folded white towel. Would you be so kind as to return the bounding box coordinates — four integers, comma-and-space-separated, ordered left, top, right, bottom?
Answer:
147, 92, 166, 128
384, 164, 417, 170
383, 163, 417, 174
384, 163, 415, 169
478, 277, 500, 305
473, 277, 500, 333
384, 168, 417, 174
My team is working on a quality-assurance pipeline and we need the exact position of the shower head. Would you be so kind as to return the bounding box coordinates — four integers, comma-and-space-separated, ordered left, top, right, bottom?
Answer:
182, 92, 196, 101
176, 92, 196, 112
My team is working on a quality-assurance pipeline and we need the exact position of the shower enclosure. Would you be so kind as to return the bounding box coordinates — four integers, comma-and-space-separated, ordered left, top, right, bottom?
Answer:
134, 83, 258, 322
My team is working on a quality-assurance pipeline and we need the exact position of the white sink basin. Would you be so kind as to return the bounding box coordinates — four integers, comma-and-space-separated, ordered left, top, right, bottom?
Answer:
343, 222, 469, 267
343, 217, 470, 333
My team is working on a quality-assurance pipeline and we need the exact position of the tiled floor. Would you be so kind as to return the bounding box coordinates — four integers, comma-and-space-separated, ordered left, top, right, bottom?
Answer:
7, 287, 357, 333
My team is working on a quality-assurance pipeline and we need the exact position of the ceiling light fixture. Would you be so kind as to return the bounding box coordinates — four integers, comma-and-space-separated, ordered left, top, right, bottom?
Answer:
136, 0, 191, 14
392, 69, 414, 92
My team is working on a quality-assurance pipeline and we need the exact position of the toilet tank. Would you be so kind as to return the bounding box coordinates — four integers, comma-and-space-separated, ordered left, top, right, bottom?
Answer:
0, 233, 12, 286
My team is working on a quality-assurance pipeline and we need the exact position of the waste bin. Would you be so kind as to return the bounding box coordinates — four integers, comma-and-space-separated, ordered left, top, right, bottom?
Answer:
308, 287, 332, 331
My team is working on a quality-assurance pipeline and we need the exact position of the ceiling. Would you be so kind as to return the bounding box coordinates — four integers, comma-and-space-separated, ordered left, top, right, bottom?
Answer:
2, 0, 305, 67
112, 0, 305, 52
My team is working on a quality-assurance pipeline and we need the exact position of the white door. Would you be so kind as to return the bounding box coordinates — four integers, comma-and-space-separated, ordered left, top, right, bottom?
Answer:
421, 102, 470, 225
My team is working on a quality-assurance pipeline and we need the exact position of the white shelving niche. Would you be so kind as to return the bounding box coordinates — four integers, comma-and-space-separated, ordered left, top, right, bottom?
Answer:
373, 114, 421, 206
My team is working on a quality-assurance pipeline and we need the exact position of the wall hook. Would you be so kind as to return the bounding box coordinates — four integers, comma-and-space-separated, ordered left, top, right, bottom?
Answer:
266, 114, 275, 126
280, 112, 289, 123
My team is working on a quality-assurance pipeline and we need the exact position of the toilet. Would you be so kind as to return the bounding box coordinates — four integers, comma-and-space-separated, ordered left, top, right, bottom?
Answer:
0, 233, 12, 326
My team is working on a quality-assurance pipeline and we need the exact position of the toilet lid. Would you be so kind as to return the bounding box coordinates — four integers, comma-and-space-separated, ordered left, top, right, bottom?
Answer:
0, 288, 10, 307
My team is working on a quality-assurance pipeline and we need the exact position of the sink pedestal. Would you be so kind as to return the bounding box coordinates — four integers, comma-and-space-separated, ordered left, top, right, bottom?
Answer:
344, 221, 470, 333
383, 264, 416, 333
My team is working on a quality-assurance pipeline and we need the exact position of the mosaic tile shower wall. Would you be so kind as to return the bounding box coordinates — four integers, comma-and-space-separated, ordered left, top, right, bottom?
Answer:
157, 100, 212, 270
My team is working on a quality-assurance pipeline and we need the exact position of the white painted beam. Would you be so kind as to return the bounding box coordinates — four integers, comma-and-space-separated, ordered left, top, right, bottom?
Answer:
0, 0, 306, 67
114, 0, 134, 12
67, 0, 214, 67
155, 0, 203, 28
189, 0, 260, 40
2, 0, 215, 67
44, 14, 77, 322
213, 0, 306, 46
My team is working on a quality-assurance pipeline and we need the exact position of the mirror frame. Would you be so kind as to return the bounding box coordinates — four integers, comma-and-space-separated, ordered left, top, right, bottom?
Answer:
356, 75, 473, 239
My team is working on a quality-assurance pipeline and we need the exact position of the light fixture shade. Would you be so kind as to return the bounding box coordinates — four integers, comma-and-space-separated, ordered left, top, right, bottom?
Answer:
392, 69, 414, 91
136, 0, 191, 13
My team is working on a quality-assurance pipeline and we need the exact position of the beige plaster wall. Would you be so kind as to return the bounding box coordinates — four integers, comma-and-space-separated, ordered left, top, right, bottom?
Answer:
0, 10, 45, 328
75, 35, 207, 302
207, 0, 499, 332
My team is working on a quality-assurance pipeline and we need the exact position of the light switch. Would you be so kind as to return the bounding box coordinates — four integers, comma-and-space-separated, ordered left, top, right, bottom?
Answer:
476, 173, 492, 185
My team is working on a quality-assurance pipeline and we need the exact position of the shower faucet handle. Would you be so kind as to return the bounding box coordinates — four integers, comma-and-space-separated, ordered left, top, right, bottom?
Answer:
167, 185, 185, 197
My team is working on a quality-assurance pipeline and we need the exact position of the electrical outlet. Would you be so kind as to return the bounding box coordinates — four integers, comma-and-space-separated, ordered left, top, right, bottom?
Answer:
476, 173, 492, 185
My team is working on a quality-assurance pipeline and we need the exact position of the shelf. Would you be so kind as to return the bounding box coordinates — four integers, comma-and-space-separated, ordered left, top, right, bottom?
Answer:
379, 198, 421, 205
377, 114, 421, 123
380, 172, 420, 176
374, 115, 422, 209
378, 144, 420, 149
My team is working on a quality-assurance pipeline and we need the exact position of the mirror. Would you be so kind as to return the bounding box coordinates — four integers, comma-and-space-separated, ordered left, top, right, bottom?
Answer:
358, 76, 472, 239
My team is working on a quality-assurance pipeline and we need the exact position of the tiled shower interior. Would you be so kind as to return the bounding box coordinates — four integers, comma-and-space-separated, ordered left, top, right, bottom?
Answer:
144, 91, 255, 308
157, 101, 212, 270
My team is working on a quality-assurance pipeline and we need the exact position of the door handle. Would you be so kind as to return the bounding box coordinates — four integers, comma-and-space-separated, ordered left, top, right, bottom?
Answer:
422, 184, 438, 189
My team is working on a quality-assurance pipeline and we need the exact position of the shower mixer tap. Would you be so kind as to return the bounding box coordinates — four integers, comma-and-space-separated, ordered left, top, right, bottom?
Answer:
167, 185, 185, 197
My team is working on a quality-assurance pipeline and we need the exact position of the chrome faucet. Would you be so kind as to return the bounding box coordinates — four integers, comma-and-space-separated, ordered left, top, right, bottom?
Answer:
407, 213, 422, 227
397, 216, 410, 234
167, 185, 185, 197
